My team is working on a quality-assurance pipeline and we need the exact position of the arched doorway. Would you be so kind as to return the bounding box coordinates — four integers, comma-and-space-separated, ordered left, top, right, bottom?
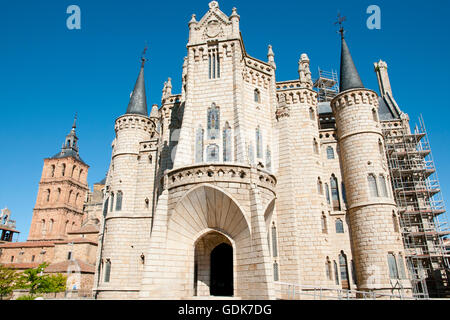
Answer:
210, 243, 233, 296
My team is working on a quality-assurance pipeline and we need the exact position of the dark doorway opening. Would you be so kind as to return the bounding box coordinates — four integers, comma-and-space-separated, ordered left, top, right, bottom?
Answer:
210, 243, 233, 296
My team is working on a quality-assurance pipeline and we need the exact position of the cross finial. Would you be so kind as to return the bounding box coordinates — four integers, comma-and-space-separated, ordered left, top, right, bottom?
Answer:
141, 42, 149, 66
72, 112, 77, 129
334, 12, 346, 39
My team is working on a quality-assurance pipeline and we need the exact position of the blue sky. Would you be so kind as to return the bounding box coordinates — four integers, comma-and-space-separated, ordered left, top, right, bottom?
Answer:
1, 0, 449, 240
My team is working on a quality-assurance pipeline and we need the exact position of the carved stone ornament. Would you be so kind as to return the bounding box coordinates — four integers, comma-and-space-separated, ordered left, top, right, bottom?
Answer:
206, 20, 221, 38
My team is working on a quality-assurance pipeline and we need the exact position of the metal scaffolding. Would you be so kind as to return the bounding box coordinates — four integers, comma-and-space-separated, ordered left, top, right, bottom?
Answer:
313, 68, 339, 102
383, 116, 450, 298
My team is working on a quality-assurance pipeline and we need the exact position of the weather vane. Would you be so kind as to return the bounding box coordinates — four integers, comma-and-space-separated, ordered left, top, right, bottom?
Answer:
334, 12, 346, 39
141, 41, 149, 65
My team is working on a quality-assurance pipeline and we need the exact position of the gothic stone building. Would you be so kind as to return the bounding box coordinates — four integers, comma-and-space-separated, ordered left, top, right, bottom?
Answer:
93, 2, 448, 299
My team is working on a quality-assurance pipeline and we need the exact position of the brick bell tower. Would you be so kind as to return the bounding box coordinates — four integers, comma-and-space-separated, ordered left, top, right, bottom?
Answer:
28, 116, 89, 241
330, 25, 411, 295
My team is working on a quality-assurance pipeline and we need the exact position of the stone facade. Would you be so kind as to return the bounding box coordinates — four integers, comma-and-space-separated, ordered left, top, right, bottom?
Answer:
93, 1, 420, 299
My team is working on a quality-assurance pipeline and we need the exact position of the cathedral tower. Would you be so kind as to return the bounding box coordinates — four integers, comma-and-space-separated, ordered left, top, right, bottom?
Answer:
94, 55, 159, 299
28, 117, 89, 241
330, 31, 412, 295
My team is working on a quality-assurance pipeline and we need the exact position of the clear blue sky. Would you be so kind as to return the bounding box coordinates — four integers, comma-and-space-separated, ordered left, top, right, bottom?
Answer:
1, 0, 449, 240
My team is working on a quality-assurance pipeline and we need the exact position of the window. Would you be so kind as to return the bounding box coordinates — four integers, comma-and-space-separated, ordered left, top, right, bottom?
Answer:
223, 122, 232, 162
46, 189, 51, 202
317, 178, 323, 195
49, 219, 54, 234
208, 46, 220, 79
334, 261, 339, 284
379, 175, 388, 197
335, 219, 344, 233
321, 213, 328, 234
56, 188, 61, 202
397, 254, 407, 279
266, 147, 272, 171
110, 193, 114, 212
254, 89, 261, 103
68, 251, 72, 260
10, 256, 14, 262
206, 144, 219, 162
271, 224, 278, 258
104, 260, 111, 282
31, 255, 35, 262
207, 103, 220, 139
378, 139, 384, 157
393, 212, 400, 233
372, 108, 378, 122
79, 169, 83, 181
248, 142, 254, 164
103, 197, 109, 216
41, 219, 46, 235
387, 253, 399, 279
330, 175, 341, 211
341, 182, 347, 204
368, 174, 379, 197
325, 183, 330, 204
62, 163, 66, 176
351, 260, 358, 285
50, 165, 55, 177
326, 257, 332, 280
71, 165, 76, 177
75, 193, 79, 205
64, 220, 69, 233
116, 191, 123, 211
309, 107, 315, 120
326, 146, 335, 159
273, 262, 279, 281
339, 252, 350, 289
313, 139, 319, 154
68, 190, 73, 203
256, 126, 263, 159
195, 125, 204, 163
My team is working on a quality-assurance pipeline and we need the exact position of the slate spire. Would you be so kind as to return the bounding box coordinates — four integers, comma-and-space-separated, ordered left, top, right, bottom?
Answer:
126, 47, 148, 116
338, 21, 364, 92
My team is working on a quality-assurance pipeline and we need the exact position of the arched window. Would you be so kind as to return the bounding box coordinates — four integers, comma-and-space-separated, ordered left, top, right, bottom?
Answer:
266, 146, 272, 171
75, 193, 79, 205
387, 253, 399, 279
334, 261, 339, 284
56, 188, 61, 202
110, 193, 114, 212
273, 262, 279, 281
330, 175, 341, 211
41, 219, 46, 235
339, 252, 350, 289
325, 183, 331, 204
378, 139, 384, 157
116, 191, 123, 211
206, 144, 219, 162
62, 163, 66, 176
207, 103, 220, 140
321, 213, 328, 234
256, 126, 263, 159
254, 89, 261, 103
309, 107, 315, 120
271, 224, 278, 258
64, 220, 69, 233
379, 175, 388, 197
68, 190, 73, 203
49, 219, 54, 234
103, 197, 109, 217
50, 165, 55, 177
71, 165, 77, 178
326, 146, 335, 159
372, 108, 378, 122
368, 174, 379, 197
335, 218, 344, 233
317, 178, 323, 195
79, 169, 83, 181
223, 122, 232, 162
326, 257, 332, 280
313, 139, 319, 154
46, 189, 51, 202
195, 125, 204, 163
392, 212, 400, 233
104, 259, 111, 282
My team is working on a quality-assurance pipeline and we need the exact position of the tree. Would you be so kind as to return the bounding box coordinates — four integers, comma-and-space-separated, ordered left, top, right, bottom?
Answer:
0, 265, 20, 299
18, 263, 67, 294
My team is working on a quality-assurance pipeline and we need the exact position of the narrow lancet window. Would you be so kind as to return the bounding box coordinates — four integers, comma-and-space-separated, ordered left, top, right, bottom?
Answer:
223, 122, 231, 162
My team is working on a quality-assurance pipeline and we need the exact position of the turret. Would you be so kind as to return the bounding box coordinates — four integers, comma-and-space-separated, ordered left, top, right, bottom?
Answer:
330, 28, 411, 295
298, 53, 312, 89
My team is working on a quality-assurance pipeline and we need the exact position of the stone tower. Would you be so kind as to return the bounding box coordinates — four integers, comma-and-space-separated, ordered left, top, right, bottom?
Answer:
94, 56, 159, 299
330, 32, 411, 295
28, 117, 89, 241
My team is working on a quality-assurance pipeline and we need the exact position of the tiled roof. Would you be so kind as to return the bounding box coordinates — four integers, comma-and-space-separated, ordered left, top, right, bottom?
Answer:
45, 260, 95, 273
1, 262, 41, 269
54, 237, 97, 246
0, 241, 55, 248
68, 224, 99, 234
